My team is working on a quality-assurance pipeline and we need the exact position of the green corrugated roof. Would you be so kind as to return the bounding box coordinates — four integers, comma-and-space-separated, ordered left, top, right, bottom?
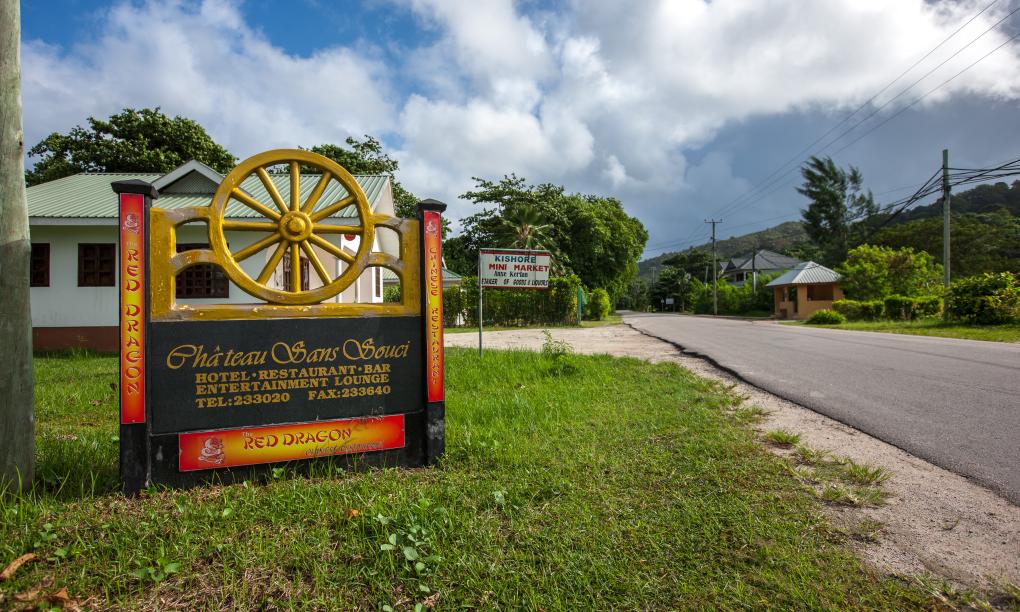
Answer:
27, 171, 389, 219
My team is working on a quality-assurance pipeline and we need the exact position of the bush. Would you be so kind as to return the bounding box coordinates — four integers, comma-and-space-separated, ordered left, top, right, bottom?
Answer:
832, 299, 862, 320
586, 288, 611, 321
946, 272, 1020, 324
806, 309, 846, 325
859, 300, 885, 320
883, 295, 913, 321
913, 295, 942, 319
448, 276, 583, 327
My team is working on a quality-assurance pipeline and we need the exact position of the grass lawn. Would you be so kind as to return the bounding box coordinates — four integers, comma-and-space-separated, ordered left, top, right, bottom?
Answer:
0, 349, 935, 609
789, 319, 1020, 342
445, 313, 622, 333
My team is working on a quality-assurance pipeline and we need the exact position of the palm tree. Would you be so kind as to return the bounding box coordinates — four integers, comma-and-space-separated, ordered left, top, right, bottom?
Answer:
494, 206, 567, 273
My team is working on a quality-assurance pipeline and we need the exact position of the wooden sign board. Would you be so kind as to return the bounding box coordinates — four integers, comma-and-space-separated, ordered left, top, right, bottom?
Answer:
113, 149, 445, 493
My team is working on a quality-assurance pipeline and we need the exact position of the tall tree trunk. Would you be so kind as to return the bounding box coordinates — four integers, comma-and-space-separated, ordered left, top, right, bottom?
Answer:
0, 0, 35, 491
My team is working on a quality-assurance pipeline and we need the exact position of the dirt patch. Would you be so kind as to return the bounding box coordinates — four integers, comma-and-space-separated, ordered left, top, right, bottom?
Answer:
446, 325, 1020, 592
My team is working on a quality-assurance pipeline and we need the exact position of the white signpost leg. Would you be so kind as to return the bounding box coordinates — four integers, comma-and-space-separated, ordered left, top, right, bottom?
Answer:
477, 253, 483, 356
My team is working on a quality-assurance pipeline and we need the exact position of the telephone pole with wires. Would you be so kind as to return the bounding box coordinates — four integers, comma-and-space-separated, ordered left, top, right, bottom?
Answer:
705, 219, 722, 315
942, 148, 951, 319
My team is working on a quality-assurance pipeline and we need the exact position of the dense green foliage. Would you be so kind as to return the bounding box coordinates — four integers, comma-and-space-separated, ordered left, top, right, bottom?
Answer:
797, 156, 877, 266
444, 276, 582, 327
308, 137, 423, 222
0, 352, 935, 608
447, 176, 647, 301
586, 288, 611, 321
872, 210, 1020, 276
806, 309, 846, 325
946, 272, 1020, 324
882, 295, 942, 320
832, 299, 886, 321
836, 245, 942, 301
26, 108, 236, 186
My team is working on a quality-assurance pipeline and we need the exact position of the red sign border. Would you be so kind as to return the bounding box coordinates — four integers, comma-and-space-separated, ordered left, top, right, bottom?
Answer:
119, 193, 146, 424
424, 210, 444, 402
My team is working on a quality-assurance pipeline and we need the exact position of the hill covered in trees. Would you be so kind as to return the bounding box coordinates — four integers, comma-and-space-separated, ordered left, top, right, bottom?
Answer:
639, 180, 1020, 279
638, 221, 808, 277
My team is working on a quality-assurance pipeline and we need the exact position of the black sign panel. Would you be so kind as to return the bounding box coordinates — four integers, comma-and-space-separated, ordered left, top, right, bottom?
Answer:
148, 316, 423, 435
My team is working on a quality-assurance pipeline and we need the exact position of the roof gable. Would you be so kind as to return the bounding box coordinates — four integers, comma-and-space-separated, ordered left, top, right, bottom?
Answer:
151, 160, 224, 193
765, 261, 841, 287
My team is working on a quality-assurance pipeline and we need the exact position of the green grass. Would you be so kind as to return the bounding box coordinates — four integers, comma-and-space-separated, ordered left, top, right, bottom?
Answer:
765, 429, 801, 447
0, 349, 935, 609
445, 313, 622, 333
785, 318, 1020, 342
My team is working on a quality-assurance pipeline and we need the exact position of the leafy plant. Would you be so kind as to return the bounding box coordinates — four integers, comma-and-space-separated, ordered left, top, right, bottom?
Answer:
130, 557, 182, 583
765, 430, 801, 447
586, 288, 611, 321
946, 272, 1020, 324
806, 309, 846, 325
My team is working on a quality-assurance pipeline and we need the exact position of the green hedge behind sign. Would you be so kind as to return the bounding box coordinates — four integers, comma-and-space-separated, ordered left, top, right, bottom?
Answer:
444, 276, 583, 327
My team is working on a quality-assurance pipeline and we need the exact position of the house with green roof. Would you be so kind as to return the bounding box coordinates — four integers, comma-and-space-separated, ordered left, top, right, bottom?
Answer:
27, 160, 399, 351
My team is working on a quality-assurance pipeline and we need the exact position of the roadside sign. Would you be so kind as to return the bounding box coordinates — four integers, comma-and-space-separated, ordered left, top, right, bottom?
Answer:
479, 249, 551, 289
665, 298, 675, 305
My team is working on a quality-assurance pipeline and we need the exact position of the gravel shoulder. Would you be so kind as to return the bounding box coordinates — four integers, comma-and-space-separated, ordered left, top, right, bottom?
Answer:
446, 324, 1020, 593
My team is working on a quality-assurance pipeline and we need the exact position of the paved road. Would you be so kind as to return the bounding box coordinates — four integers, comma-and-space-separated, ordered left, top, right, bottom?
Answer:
625, 313, 1020, 504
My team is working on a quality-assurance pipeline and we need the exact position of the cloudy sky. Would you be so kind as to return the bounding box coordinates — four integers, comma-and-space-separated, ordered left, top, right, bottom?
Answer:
20, 0, 1020, 257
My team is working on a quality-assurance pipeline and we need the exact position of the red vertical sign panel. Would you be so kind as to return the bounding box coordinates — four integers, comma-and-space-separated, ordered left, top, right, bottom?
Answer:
119, 194, 146, 424
424, 210, 444, 402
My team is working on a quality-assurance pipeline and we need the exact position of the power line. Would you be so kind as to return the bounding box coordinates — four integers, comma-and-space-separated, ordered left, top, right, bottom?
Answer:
709, 2, 1018, 221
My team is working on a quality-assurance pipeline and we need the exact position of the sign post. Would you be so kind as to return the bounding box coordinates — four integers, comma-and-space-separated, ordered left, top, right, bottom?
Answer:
113, 150, 446, 493
476, 248, 552, 355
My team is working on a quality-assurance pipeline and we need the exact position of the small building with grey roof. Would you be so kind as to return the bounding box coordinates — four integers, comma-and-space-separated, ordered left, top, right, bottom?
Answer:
765, 261, 843, 320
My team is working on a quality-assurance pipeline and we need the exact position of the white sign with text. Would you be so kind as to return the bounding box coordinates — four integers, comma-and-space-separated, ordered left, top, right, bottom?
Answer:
479, 249, 551, 289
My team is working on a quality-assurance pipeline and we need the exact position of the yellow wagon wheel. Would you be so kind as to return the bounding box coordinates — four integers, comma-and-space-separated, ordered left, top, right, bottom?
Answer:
207, 149, 375, 305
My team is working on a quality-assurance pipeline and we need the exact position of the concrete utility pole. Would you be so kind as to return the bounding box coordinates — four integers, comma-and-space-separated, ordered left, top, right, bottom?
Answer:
706, 219, 721, 315
942, 148, 951, 320
1, 0, 35, 491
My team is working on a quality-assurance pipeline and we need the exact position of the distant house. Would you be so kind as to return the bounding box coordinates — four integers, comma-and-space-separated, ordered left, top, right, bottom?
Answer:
721, 249, 800, 286
27, 160, 400, 352
765, 261, 843, 320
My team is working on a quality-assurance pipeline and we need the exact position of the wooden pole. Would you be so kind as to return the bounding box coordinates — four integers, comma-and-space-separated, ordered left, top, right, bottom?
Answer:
0, 0, 35, 491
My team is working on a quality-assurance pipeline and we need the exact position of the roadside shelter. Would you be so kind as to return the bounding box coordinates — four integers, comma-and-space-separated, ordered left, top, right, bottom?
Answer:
766, 261, 843, 320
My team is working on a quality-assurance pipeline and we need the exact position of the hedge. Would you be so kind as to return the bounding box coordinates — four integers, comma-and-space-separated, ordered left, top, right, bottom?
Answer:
586, 288, 611, 321
883, 295, 942, 320
444, 276, 583, 327
946, 272, 1020, 324
832, 299, 884, 321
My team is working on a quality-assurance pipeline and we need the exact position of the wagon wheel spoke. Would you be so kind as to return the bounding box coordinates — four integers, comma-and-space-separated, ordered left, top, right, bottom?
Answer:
301, 172, 332, 214
301, 241, 331, 286
313, 224, 363, 235
222, 221, 279, 232
310, 196, 355, 222
256, 167, 290, 215
230, 188, 281, 221
289, 161, 301, 212
289, 243, 301, 292
308, 233, 355, 264
257, 241, 288, 284
234, 233, 282, 262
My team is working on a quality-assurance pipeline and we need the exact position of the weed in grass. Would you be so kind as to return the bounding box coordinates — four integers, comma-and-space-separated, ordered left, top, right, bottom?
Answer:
732, 405, 769, 424
849, 519, 885, 543
766, 429, 801, 447
819, 484, 887, 507
839, 459, 890, 486
794, 445, 831, 466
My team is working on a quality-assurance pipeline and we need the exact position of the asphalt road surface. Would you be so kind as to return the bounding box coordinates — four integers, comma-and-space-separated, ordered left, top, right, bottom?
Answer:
625, 313, 1020, 504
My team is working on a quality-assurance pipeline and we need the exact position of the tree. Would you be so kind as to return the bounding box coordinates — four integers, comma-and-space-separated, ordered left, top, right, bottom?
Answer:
457, 175, 648, 300
836, 244, 943, 301
26, 107, 236, 185
661, 248, 713, 282
1, 0, 34, 490
308, 137, 450, 237
797, 156, 877, 266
